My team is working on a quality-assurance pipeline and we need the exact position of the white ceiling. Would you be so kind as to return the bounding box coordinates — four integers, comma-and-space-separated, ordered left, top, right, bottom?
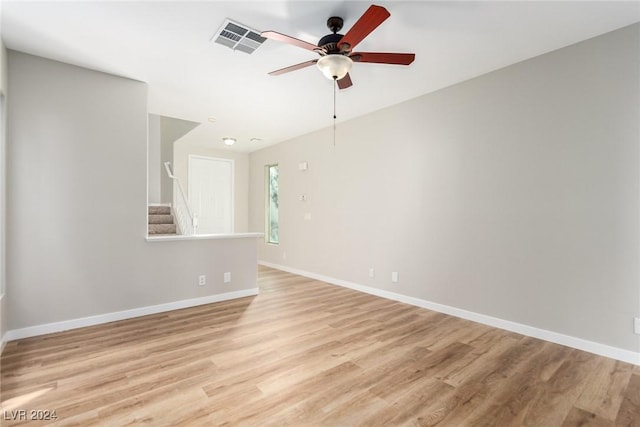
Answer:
2, 1, 639, 152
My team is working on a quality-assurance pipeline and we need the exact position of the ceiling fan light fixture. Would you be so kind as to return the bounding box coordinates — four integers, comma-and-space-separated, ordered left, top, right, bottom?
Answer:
317, 55, 352, 80
222, 137, 236, 146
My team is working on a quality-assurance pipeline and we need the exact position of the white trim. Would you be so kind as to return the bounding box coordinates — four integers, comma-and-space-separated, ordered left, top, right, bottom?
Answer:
146, 232, 263, 242
259, 261, 640, 366
148, 203, 171, 207
5, 288, 259, 341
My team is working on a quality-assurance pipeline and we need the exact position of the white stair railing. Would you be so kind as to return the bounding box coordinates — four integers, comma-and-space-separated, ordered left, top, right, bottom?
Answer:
163, 161, 197, 235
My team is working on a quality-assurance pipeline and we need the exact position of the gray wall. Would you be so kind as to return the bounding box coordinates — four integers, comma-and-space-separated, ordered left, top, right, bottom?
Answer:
250, 24, 640, 353
160, 116, 198, 204
7, 51, 257, 330
147, 114, 162, 204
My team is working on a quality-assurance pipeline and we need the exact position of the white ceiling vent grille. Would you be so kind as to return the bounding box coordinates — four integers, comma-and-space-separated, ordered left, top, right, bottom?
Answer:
212, 19, 266, 54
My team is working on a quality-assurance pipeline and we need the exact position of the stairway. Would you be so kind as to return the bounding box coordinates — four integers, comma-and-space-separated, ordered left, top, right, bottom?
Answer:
148, 205, 177, 235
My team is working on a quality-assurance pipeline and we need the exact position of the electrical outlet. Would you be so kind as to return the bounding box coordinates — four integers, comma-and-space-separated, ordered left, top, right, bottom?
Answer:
224, 272, 231, 283
634, 317, 640, 335
198, 275, 206, 286
369, 268, 375, 278
391, 272, 399, 283
283, 252, 287, 260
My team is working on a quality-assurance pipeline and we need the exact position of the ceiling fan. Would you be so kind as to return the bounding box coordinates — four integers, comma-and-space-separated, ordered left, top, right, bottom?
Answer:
261, 4, 415, 89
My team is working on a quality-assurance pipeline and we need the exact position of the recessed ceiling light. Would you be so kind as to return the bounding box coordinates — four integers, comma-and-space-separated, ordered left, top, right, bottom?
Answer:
250, 138, 263, 143
222, 137, 236, 146
208, 116, 217, 123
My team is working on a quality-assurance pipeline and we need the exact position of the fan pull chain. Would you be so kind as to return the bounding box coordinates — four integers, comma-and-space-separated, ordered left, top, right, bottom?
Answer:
333, 76, 337, 146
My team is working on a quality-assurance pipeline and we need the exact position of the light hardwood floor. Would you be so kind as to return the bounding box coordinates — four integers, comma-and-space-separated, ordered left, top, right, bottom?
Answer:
1, 266, 639, 426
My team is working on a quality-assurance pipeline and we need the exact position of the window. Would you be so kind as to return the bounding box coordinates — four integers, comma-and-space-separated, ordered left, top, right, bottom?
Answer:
266, 164, 279, 244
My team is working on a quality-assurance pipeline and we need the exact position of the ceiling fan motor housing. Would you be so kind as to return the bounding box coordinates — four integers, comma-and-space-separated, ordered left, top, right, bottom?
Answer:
319, 16, 348, 54
318, 33, 345, 53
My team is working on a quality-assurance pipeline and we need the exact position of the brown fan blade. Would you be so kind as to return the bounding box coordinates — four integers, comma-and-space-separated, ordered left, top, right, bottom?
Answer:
261, 30, 319, 52
350, 52, 415, 65
338, 5, 390, 52
268, 59, 318, 76
337, 73, 353, 89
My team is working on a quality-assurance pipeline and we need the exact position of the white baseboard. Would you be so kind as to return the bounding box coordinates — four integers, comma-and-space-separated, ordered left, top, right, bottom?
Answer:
259, 261, 640, 366
5, 288, 259, 342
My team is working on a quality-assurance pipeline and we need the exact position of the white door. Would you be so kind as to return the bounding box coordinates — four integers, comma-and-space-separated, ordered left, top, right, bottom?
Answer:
189, 156, 233, 234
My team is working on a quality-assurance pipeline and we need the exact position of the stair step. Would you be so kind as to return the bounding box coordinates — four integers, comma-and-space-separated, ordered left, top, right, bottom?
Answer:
149, 205, 171, 215
149, 214, 174, 225
148, 223, 177, 235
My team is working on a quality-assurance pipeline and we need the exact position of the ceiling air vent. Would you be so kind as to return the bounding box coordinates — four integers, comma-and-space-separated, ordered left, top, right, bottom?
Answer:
212, 19, 266, 54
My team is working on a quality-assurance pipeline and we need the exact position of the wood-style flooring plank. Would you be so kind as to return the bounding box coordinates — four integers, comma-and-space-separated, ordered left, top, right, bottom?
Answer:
1, 265, 638, 426
575, 358, 633, 421
615, 374, 640, 427
562, 407, 615, 427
